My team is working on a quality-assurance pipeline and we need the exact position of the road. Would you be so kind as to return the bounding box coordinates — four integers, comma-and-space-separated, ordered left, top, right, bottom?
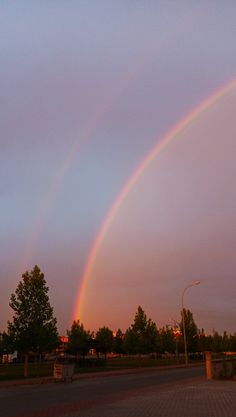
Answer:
0, 366, 204, 417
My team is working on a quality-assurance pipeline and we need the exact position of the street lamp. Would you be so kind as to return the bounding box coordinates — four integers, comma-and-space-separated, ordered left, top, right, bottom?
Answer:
181, 281, 200, 366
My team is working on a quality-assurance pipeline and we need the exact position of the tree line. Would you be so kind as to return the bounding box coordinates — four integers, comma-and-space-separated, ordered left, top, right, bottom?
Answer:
1, 266, 236, 376
67, 307, 236, 360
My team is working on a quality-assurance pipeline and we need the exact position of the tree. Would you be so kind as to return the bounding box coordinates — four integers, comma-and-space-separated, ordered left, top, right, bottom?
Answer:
211, 330, 223, 352
124, 306, 159, 355
0, 333, 3, 358
180, 308, 199, 353
67, 320, 92, 359
145, 320, 159, 354
222, 331, 230, 352
159, 326, 176, 354
123, 327, 138, 354
113, 329, 125, 355
7, 265, 59, 377
198, 328, 212, 352
229, 333, 236, 352
95, 326, 114, 359
0, 331, 12, 358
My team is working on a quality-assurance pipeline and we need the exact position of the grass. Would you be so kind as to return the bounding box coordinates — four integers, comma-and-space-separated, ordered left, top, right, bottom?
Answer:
102, 356, 185, 370
0, 362, 54, 380
0, 356, 187, 381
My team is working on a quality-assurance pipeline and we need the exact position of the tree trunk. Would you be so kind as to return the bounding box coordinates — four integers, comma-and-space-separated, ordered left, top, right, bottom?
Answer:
24, 353, 29, 378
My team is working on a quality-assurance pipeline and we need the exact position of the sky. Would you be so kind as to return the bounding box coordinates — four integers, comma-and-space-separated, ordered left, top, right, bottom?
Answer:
1, 1, 236, 335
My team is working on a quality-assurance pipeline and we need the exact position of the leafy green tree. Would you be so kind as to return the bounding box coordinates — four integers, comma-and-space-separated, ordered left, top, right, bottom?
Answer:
229, 333, 236, 351
67, 320, 92, 359
129, 305, 148, 354
198, 328, 212, 352
222, 331, 230, 352
0, 333, 3, 357
180, 308, 199, 353
124, 306, 159, 355
211, 330, 223, 352
159, 326, 176, 354
95, 326, 114, 359
7, 265, 59, 376
145, 319, 159, 354
124, 306, 147, 355
123, 327, 138, 354
113, 329, 125, 355
0, 331, 12, 357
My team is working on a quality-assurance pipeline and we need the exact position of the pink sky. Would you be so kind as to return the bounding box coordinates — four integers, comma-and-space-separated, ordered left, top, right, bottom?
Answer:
78, 88, 236, 333
1, 2, 236, 335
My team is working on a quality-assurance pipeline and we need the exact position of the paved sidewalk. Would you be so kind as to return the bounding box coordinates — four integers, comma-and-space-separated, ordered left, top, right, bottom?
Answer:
63, 379, 236, 417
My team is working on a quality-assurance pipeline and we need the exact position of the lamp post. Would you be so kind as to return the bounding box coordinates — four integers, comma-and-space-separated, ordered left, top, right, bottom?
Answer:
181, 281, 200, 366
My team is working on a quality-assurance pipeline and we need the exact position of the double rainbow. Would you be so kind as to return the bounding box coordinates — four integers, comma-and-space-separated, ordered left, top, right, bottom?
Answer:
73, 77, 236, 323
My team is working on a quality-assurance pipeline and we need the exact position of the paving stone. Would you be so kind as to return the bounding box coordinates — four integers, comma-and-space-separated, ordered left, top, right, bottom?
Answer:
64, 381, 236, 417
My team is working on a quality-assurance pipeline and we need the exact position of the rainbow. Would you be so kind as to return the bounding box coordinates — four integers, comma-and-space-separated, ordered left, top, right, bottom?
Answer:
20, 5, 199, 272
73, 77, 236, 323
19, 68, 141, 270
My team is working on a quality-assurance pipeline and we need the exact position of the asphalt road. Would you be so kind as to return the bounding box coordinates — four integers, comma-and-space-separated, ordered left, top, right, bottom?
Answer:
0, 366, 204, 417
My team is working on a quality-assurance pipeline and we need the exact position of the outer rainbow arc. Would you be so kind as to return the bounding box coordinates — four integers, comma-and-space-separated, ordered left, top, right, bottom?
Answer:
73, 77, 236, 324
19, 5, 201, 274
